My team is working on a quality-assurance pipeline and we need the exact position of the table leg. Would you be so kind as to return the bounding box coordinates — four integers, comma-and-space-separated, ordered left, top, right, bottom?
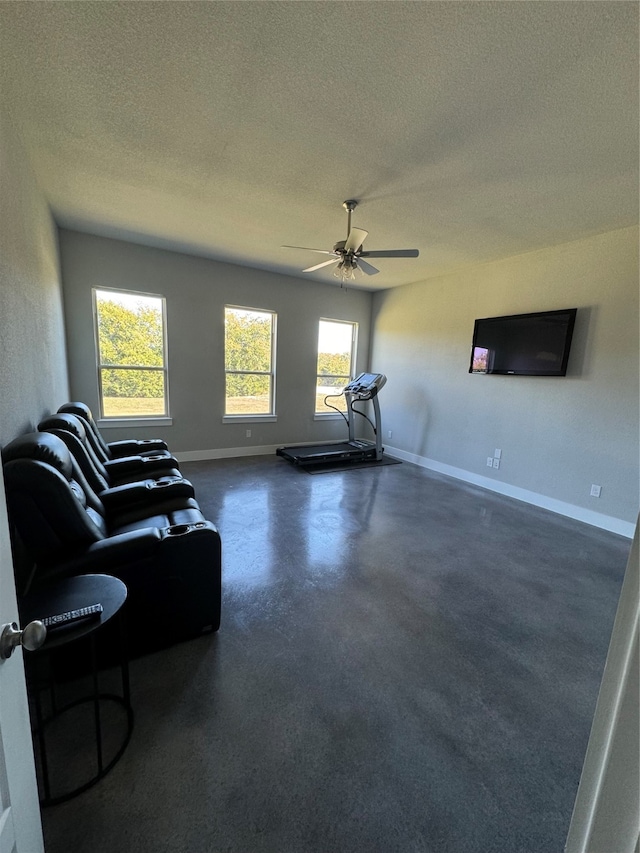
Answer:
90, 635, 103, 774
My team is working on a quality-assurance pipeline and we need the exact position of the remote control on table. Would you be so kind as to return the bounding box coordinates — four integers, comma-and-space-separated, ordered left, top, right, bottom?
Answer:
41, 603, 103, 629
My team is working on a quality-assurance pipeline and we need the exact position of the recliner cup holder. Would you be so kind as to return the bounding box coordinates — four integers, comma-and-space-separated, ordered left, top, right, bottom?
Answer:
166, 524, 190, 536
165, 522, 207, 537
143, 454, 166, 462
147, 478, 181, 488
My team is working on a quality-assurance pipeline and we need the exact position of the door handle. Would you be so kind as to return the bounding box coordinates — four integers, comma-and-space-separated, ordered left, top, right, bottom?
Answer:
0, 620, 47, 660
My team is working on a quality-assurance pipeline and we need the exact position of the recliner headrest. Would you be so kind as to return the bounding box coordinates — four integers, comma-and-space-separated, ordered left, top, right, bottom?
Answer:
58, 402, 94, 424
2, 431, 73, 478
38, 413, 87, 441
57, 402, 109, 460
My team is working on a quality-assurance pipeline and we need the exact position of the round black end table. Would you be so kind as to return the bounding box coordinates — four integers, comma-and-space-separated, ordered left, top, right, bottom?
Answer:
20, 574, 134, 806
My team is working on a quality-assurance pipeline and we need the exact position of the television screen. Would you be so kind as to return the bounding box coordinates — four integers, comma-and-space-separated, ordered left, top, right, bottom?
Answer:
469, 308, 577, 376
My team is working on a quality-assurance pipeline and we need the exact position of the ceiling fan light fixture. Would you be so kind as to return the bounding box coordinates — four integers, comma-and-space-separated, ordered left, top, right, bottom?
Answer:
333, 258, 357, 282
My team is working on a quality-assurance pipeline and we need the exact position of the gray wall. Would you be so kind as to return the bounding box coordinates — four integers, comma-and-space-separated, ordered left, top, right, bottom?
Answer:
59, 230, 373, 454
0, 113, 69, 445
370, 226, 639, 530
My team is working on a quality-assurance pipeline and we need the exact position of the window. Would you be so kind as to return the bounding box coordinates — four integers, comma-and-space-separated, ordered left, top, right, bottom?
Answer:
225, 306, 276, 416
93, 288, 168, 418
315, 319, 358, 414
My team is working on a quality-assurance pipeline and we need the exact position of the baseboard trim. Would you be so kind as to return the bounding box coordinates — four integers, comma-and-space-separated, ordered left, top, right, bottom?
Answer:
175, 445, 280, 462
174, 444, 635, 538
385, 446, 635, 539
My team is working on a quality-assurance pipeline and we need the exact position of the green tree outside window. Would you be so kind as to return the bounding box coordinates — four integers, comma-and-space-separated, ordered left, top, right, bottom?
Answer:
225, 307, 276, 415
94, 289, 167, 417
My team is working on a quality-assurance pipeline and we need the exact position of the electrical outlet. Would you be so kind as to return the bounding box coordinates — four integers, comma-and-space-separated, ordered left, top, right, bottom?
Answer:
494, 448, 502, 459
492, 458, 500, 469
388, 430, 393, 439
245, 429, 251, 438
590, 484, 601, 498
486, 457, 494, 467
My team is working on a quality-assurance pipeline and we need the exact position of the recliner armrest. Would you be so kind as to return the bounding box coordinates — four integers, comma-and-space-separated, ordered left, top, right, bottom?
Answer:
41, 521, 221, 579
35, 522, 222, 651
104, 454, 180, 479
44, 528, 164, 576
99, 478, 196, 512
30, 528, 164, 589
108, 438, 170, 458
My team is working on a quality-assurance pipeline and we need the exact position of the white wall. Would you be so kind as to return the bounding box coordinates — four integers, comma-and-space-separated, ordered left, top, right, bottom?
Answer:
370, 227, 639, 534
59, 230, 373, 454
0, 112, 69, 445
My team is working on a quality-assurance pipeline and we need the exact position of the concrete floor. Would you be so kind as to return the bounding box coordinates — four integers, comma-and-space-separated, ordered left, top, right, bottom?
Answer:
42, 455, 630, 853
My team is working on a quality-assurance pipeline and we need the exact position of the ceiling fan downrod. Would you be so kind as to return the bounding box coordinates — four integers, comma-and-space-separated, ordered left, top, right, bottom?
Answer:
343, 199, 358, 239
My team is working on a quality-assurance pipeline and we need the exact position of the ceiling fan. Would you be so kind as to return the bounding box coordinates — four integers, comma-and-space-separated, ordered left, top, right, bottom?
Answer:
282, 200, 419, 283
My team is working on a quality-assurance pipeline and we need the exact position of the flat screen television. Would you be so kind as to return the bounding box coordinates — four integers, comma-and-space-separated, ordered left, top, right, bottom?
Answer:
469, 308, 577, 376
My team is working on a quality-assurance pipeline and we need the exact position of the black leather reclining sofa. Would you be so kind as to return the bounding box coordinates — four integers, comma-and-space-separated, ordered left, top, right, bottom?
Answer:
2, 408, 221, 656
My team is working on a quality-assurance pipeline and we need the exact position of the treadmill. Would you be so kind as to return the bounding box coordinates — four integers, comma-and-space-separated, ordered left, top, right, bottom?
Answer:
277, 373, 387, 468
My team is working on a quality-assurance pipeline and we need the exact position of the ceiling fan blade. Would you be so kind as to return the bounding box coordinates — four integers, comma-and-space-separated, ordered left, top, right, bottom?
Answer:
282, 245, 337, 255
303, 258, 340, 273
357, 259, 379, 276
344, 227, 368, 253
359, 249, 419, 258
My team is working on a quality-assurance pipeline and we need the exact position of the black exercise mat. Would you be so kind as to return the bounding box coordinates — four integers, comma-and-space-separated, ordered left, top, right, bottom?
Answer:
305, 456, 402, 474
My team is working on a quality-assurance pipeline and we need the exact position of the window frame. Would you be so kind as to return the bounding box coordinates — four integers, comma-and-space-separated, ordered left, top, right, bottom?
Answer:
92, 286, 170, 423
314, 318, 358, 417
223, 304, 277, 422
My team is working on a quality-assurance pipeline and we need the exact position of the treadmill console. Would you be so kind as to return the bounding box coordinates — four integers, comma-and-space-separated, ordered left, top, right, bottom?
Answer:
344, 373, 387, 399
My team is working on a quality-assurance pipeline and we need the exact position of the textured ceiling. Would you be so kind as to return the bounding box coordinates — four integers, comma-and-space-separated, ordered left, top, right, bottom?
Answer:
0, 1, 637, 290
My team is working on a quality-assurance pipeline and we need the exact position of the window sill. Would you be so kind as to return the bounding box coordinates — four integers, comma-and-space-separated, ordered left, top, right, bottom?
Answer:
314, 412, 347, 421
222, 415, 277, 424
98, 417, 173, 429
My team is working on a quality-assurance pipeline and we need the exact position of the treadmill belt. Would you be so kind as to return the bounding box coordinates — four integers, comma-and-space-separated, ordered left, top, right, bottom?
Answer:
305, 456, 402, 474
277, 441, 378, 466
289, 442, 354, 459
